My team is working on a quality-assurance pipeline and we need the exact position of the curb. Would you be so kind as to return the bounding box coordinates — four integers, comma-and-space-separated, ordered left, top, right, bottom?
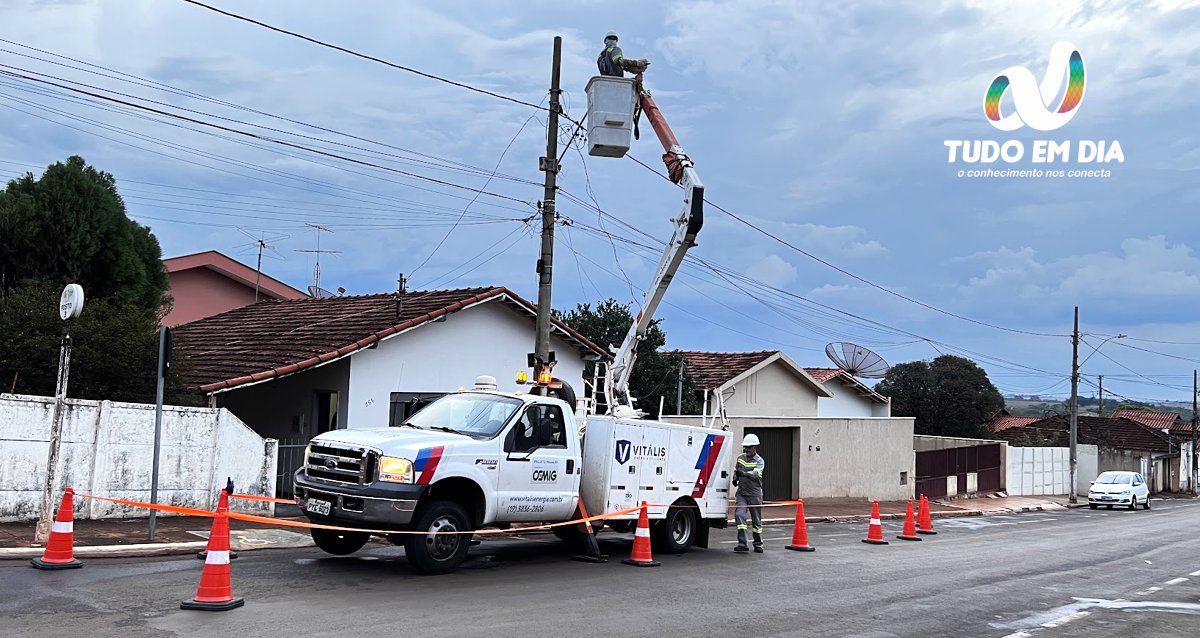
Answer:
0, 541, 208, 560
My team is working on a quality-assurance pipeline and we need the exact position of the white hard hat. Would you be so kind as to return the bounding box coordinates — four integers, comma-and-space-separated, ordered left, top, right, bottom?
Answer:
605, 31, 619, 41
742, 434, 760, 447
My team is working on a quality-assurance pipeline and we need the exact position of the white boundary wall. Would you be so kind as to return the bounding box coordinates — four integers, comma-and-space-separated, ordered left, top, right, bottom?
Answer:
1006, 444, 1097, 496
0, 393, 277, 522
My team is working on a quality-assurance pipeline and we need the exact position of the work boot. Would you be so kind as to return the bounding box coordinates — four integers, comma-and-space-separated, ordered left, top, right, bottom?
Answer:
753, 545, 764, 553
734, 545, 750, 552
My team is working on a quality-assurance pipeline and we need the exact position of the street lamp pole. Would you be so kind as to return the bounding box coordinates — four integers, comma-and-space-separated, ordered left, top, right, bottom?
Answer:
1069, 307, 1079, 504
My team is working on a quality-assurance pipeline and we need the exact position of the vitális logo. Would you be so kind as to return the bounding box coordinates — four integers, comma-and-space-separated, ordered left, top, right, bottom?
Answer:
984, 41, 1085, 132
615, 439, 631, 465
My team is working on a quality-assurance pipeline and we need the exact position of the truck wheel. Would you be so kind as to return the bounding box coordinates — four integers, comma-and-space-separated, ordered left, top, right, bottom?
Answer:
310, 528, 369, 556
552, 524, 581, 543
654, 504, 697, 554
404, 500, 473, 575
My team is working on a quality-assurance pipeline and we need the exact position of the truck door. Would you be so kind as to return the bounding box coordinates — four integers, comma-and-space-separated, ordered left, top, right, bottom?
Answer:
496, 402, 580, 521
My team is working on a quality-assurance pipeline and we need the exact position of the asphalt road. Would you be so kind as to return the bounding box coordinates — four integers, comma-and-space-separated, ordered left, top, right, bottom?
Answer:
3, 499, 1198, 638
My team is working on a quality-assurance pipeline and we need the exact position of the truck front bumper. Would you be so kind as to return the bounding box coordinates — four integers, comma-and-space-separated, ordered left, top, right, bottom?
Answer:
294, 470, 427, 529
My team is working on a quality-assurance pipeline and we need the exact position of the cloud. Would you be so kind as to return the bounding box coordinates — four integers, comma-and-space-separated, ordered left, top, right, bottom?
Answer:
745, 254, 798, 288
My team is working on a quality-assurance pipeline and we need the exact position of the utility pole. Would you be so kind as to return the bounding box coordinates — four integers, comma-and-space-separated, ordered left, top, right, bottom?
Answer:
1192, 369, 1197, 496
1069, 306, 1080, 504
531, 36, 563, 390
676, 358, 685, 416
1097, 374, 1104, 417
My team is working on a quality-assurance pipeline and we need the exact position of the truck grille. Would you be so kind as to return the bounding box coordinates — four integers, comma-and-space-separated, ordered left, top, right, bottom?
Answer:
304, 442, 377, 485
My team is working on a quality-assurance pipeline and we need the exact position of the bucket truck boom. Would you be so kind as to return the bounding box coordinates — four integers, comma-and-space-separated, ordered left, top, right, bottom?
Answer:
604, 83, 703, 418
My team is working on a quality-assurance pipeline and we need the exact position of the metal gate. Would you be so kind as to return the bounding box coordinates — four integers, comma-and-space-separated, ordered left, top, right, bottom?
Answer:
915, 443, 1002, 499
744, 428, 794, 501
276, 436, 309, 499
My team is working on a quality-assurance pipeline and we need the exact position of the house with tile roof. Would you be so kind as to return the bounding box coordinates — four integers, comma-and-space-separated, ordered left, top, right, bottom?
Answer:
162, 250, 308, 327
669, 350, 915, 502
174, 286, 606, 458
995, 415, 1176, 492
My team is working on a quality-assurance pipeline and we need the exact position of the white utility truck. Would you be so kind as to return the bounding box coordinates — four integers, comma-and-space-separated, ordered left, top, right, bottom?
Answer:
295, 67, 725, 574
294, 378, 731, 573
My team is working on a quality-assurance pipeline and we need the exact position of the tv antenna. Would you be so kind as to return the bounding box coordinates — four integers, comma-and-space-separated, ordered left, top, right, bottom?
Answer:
825, 342, 891, 379
295, 223, 340, 294
236, 229, 289, 301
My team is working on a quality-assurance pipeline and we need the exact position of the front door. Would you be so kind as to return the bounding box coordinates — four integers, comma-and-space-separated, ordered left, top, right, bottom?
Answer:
496, 403, 579, 521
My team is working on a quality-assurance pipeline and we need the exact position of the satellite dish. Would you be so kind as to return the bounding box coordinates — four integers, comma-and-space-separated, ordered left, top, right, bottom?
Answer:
59, 284, 84, 320
825, 342, 890, 379
307, 285, 335, 299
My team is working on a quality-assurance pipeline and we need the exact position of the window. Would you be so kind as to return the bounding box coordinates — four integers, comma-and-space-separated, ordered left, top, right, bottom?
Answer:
505, 404, 567, 453
388, 392, 444, 427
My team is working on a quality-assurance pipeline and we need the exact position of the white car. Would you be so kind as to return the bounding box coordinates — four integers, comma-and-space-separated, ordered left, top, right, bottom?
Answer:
1087, 471, 1150, 510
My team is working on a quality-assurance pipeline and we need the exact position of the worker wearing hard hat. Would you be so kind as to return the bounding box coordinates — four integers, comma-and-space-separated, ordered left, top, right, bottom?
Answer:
733, 433, 766, 553
597, 31, 651, 77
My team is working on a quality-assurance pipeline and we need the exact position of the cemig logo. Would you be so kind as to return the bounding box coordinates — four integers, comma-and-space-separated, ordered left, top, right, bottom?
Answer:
985, 41, 1085, 132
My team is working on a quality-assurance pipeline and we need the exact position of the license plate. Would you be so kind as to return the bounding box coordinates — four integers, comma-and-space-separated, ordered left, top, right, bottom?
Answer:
305, 498, 332, 516
1099, 496, 1113, 501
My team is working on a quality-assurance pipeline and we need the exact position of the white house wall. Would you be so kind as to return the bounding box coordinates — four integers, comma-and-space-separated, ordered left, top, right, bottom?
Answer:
0, 393, 277, 522
817, 380, 883, 417
346, 302, 588, 427
718, 362, 819, 417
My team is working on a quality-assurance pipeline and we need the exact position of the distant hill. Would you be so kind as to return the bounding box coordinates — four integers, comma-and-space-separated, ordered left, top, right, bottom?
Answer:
1004, 397, 1196, 422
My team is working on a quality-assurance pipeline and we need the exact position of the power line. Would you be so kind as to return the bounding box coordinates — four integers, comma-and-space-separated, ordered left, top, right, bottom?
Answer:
624, 152, 1068, 338
178, 0, 550, 113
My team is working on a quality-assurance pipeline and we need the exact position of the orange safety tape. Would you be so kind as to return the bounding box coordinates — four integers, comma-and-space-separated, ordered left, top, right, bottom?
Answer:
75, 492, 641, 537
228, 493, 297, 505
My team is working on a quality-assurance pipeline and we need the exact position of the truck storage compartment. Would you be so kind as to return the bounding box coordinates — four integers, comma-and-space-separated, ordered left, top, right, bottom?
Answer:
585, 76, 636, 157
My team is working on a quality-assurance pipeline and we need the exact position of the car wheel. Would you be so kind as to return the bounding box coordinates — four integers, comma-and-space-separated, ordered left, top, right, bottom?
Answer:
1142, 496, 1151, 510
1105, 504, 1113, 509
310, 528, 370, 555
1088, 504, 1098, 510
653, 503, 697, 554
1128, 496, 1137, 511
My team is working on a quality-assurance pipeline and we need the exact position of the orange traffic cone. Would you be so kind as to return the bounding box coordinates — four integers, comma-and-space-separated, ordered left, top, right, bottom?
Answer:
861, 500, 889, 545
198, 488, 239, 561
785, 500, 816, 552
31, 487, 83, 570
181, 489, 244, 611
896, 499, 922, 541
917, 494, 938, 535
621, 502, 660, 567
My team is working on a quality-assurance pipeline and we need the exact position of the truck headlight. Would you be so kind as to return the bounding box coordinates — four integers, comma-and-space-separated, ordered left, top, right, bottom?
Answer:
303, 444, 312, 465
378, 457, 414, 483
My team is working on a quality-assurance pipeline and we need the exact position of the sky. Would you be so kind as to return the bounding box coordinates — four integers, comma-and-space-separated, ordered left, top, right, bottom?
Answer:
2, 0, 1200, 405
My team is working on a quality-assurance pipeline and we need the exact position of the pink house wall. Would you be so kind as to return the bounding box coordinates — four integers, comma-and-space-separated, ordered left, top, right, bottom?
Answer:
163, 268, 266, 327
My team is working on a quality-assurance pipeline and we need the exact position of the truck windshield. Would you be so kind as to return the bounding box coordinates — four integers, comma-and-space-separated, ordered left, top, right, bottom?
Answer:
401, 393, 523, 438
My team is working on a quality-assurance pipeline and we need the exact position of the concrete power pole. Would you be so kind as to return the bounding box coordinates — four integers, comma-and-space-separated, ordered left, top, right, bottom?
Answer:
1192, 369, 1197, 496
1069, 306, 1080, 504
532, 36, 563, 389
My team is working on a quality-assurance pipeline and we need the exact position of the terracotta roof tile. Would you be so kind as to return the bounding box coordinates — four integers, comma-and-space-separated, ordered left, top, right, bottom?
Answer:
989, 415, 1039, 432
994, 416, 1170, 452
802, 367, 843, 383
174, 286, 605, 392
1111, 409, 1186, 433
676, 350, 778, 390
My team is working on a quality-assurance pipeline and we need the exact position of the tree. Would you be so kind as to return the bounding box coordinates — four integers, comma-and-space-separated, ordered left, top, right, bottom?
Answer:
0, 156, 169, 310
875, 355, 1004, 438
557, 298, 701, 418
0, 158, 195, 404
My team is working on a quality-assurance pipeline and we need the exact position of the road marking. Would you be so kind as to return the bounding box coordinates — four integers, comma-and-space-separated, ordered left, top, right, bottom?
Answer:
1134, 586, 1162, 596
1041, 610, 1090, 628
1001, 632, 1032, 638
1165, 577, 1189, 585
823, 533, 851, 538
1190, 569, 1200, 577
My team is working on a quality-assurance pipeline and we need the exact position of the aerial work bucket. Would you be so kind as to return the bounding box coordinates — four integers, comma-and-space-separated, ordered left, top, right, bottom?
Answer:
586, 76, 636, 157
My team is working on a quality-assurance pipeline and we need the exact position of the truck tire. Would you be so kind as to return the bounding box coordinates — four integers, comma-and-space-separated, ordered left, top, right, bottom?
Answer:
310, 528, 370, 556
404, 500, 473, 575
654, 504, 697, 554
552, 524, 582, 543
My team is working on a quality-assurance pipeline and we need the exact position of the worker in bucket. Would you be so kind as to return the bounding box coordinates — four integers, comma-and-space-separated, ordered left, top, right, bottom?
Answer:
733, 434, 766, 553
597, 31, 650, 77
